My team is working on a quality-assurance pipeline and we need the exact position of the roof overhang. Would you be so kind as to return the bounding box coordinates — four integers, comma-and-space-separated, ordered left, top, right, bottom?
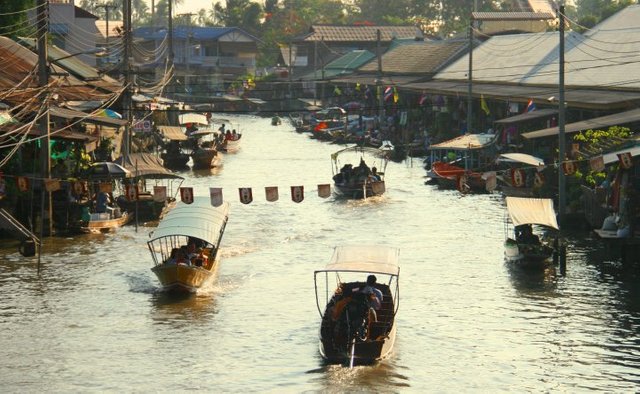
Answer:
494, 108, 558, 125
522, 108, 640, 139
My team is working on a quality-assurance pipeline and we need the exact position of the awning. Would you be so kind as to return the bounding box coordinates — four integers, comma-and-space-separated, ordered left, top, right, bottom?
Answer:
115, 153, 184, 179
494, 108, 557, 125
157, 125, 187, 141
179, 113, 208, 126
319, 245, 400, 276
497, 153, 545, 166
505, 197, 559, 230
404, 80, 640, 110
522, 108, 640, 140
148, 200, 230, 245
28, 127, 98, 143
49, 106, 127, 127
429, 133, 498, 150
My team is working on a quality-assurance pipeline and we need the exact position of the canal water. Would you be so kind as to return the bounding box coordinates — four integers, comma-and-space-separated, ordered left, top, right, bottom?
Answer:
1, 115, 639, 392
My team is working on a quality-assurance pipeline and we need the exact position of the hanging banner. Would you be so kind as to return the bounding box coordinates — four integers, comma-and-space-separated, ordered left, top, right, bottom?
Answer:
511, 169, 525, 187
317, 184, 331, 198
99, 182, 113, 193
239, 187, 253, 204
0, 174, 5, 200
589, 155, 605, 172
210, 187, 223, 207
562, 161, 577, 176
44, 179, 61, 192
153, 186, 167, 202
265, 186, 279, 202
126, 183, 139, 201
17, 176, 30, 192
180, 187, 194, 204
371, 181, 386, 195
533, 172, 545, 188
291, 186, 304, 203
482, 171, 497, 192
618, 152, 633, 169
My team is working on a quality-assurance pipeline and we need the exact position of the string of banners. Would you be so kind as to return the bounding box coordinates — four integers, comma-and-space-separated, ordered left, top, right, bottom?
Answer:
457, 152, 634, 194
178, 184, 333, 206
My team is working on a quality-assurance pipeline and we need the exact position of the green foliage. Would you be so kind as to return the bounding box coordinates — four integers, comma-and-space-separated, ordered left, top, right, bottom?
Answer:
573, 126, 632, 187
0, 0, 34, 38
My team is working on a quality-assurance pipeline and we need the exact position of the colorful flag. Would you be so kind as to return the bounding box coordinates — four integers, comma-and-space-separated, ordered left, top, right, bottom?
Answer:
393, 87, 399, 103
180, 187, 193, 204
480, 95, 490, 115
511, 169, 525, 187
127, 184, 139, 201
534, 172, 545, 188
265, 186, 279, 202
317, 184, 331, 198
210, 187, 223, 206
239, 187, 253, 204
525, 99, 536, 113
291, 186, 304, 203
419, 93, 428, 106
384, 86, 393, 102
44, 179, 61, 193
16, 176, 29, 192
562, 161, 577, 175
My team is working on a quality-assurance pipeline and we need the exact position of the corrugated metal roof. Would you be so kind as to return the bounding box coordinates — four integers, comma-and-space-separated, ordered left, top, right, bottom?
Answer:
522, 108, 640, 139
436, 5, 640, 93
133, 26, 258, 42
494, 108, 557, 124
303, 25, 423, 42
359, 39, 467, 75
472, 12, 555, 21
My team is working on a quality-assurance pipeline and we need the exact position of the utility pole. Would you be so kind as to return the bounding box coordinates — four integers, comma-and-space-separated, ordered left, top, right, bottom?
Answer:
168, 0, 174, 98
558, 3, 566, 226
37, 0, 50, 264
123, 0, 132, 158
467, 11, 475, 137
376, 29, 383, 129
178, 13, 195, 95
97, 3, 116, 67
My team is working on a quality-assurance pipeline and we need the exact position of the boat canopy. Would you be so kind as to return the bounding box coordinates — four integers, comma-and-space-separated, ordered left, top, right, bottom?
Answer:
428, 133, 497, 151
179, 113, 208, 126
157, 125, 187, 141
321, 245, 400, 276
506, 197, 559, 230
148, 201, 230, 245
497, 153, 545, 167
115, 153, 184, 179
331, 145, 388, 161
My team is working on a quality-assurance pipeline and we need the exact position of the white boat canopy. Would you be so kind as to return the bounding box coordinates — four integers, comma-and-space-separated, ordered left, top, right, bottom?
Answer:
179, 113, 208, 126
497, 152, 545, 167
331, 145, 389, 161
148, 200, 230, 245
506, 197, 559, 230
321, 245, 400, 276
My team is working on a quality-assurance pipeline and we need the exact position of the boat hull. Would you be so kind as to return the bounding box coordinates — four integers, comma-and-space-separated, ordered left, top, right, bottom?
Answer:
151, 260, 218, 293
504, 238, 554, 266
80, 212, 131, 233
333, 180, 385, 199
191, 149, 222, 169
431, 161, 487, 192
319, 322, 396, 365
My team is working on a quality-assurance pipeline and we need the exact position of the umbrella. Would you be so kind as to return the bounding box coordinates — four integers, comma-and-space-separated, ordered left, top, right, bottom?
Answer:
342, 101, 363, 111
96, 108, 123, 119
85, 162, 132, 179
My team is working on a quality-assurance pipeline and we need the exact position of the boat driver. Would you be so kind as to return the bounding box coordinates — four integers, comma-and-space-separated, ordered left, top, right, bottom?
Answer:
360, 275, 383, 311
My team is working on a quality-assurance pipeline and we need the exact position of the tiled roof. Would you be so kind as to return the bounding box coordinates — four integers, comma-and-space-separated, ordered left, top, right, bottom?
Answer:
359, 39, 467, 75
303, 25, 423, 42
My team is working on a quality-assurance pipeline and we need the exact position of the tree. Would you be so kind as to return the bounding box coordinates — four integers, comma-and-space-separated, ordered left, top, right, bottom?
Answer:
574, 0, 635, 30
213, 0, 263, 34
0, 0, 34, 38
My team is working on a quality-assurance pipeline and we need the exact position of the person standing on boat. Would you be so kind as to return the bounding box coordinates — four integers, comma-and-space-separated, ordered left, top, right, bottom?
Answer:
360, 275, 383, 311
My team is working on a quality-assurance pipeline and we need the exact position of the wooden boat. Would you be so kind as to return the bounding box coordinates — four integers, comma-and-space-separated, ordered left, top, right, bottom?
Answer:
157, 125, 190, 169
496, 153, 547, 197
115, 153, 184, 223
80, 209, 131, 234
188, 130, 223, 169
220, 133, 242, 153
504, 197, 559, 267
427, 133, 499, 192
314, 245, 400, 366
147, 200, 230, 293
331, 145, 389, 199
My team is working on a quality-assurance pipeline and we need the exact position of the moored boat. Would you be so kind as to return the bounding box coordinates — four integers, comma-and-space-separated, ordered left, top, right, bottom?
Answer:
147, 200, 230, 293
504, 197, 559, 267
314, 245, 400, 366
331, 145, 389, 199
80, 209, 131, 233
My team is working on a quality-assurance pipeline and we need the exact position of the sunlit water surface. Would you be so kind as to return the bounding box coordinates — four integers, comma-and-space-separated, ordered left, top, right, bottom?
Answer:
1, 115, 640, 392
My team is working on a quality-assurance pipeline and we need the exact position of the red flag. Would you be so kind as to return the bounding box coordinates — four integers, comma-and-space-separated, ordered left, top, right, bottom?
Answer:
590, 156, 605, 172
126, 183, 139, 201
317, 184, 331, 198
265, 186, 279, 202
534, 172, 545, 188
153, 186, 167, 202
511, 169, 525, 187
314, 122, 328, 132
618, 152, 633, 169
562, 161, 576, 176
16, 176, 29, 192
